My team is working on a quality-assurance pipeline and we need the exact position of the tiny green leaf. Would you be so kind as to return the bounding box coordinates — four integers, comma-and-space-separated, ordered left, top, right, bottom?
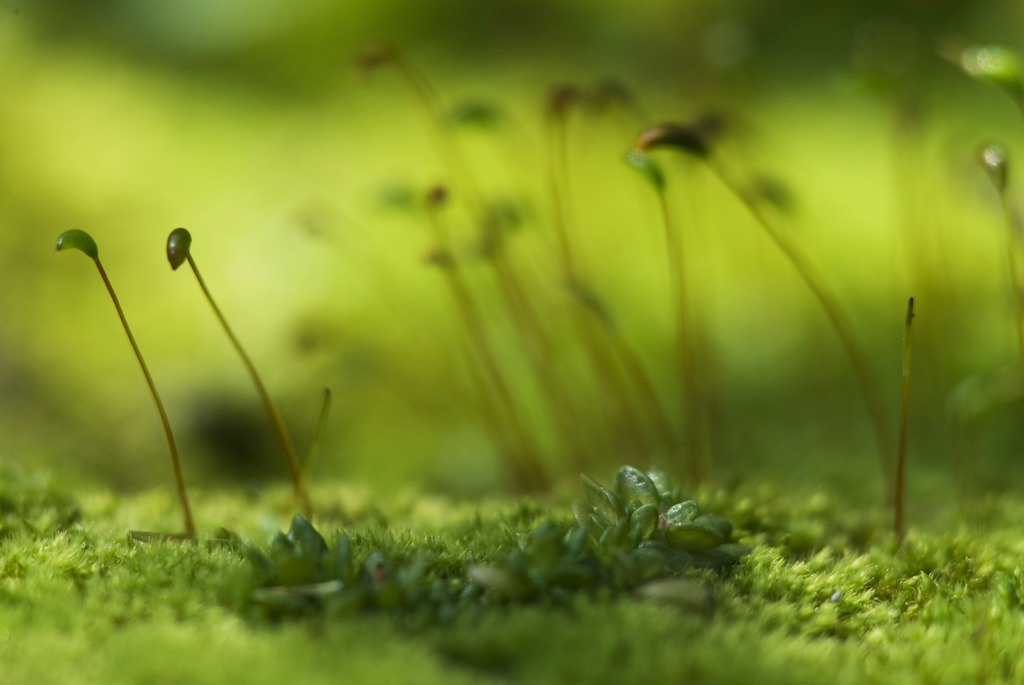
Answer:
581, 474, 625, 524
702, 543, 752, 566
270, 530, 299, 562
664, 547, 695, 571
287, 514, 328, 562
332, 532, 354, 584
526, 521, 564, 566
245, 546, 277, 584
637, 538, 668, 553
664, 521, 726, 550
694, 513, 733, 540
599, 517, 631, 551
624, 149, 665, 192
55, 230, 99, 261
166, 227, 193, 270
628, 546, 667, 581
690, 543, 752, 570
645, 467, 672, 496
663, 500, 701, 526
628, 503, 660, 545
571, 500, 592, 530
615, 466, 661, 510
563, 525, 590, 558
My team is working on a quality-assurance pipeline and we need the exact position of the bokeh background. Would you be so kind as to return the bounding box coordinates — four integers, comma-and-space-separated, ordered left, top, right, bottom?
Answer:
3, 0, 1024, 512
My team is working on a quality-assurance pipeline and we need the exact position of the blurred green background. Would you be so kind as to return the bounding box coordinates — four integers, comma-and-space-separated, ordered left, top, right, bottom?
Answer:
3, 0, 1024, 510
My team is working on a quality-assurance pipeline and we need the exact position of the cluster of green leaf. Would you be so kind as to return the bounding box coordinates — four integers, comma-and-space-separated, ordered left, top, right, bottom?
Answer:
245, 514, 471, 622
577, 466, 749, 567
466, 466, 750, 602
244, 466, 748, 619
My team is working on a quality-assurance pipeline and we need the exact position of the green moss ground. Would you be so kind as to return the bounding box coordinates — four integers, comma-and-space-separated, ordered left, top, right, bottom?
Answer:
2, 463, 1023, 685
6, 11, 1024, 682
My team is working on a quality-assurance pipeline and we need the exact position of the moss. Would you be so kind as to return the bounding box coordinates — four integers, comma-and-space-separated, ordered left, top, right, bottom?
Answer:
0, 464, 80, 540
2, 465, 1024, 684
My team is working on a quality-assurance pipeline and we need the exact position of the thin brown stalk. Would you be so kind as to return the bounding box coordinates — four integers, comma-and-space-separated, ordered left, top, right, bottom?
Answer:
425, 194, 548, 490
895, 297, 914, 546
996, 189, 1024, 378
377, 52, 577, 480
549, 90, 676, 461
707, 155, 895, 497
95, 260, 196, 537
183, 254, 312, 519
653, 187, 707, 485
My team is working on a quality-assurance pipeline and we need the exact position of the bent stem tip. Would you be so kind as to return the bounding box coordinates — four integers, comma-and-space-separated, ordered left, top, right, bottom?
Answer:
55, 229, 99, 260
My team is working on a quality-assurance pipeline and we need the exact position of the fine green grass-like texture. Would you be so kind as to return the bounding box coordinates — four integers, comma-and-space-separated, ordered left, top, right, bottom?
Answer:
3, 463, 1024, 685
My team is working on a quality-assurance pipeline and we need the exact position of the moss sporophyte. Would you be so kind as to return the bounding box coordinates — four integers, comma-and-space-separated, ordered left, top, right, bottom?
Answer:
631, 122, 895, 500
167, 228, 313, 518
55, 229, 196, 538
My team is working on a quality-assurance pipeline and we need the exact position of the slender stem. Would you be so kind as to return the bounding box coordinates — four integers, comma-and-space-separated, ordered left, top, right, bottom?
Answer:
388, 52, 484, 213
550, 102, 671, 462
389, 56, 653, 474
708, 155, 894, 497
566, 274, 679, 455
655, 187, 706, 486
395, 54, 586, 475
607, 328, 681, 458
547, 98, 578, 281
895, 297, 914, 546
185, 254, 312, 518
387, 55, 562, 482
997, 193, 1024, 377
425, 203, 548, 490
94, 259, 195, 537
446, 265, 547, 489
300, 388, 333, 478
492, 256, 591, 471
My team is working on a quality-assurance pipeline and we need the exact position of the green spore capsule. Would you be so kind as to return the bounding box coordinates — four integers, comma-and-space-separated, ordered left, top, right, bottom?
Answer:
55, 229, 99, 260
166, 227, 192, 270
